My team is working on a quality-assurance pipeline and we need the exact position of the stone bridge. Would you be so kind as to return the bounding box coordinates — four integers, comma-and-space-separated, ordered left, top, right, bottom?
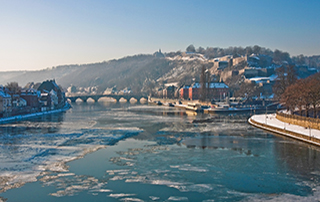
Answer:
66, 94, 148, 103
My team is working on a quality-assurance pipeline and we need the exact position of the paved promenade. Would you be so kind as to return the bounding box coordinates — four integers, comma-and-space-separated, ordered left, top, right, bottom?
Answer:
249, 113, 320, 146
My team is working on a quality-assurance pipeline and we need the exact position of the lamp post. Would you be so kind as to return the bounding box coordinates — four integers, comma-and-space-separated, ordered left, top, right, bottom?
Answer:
205, 69, 209, 105
265, 106, 268, 124
309, 125, 311, 139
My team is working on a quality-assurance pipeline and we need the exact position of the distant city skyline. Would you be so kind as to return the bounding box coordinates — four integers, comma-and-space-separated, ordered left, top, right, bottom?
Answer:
1, 0, 320, 71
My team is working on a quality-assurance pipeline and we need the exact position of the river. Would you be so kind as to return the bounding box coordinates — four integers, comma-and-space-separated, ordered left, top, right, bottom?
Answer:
0, 102, 320, 202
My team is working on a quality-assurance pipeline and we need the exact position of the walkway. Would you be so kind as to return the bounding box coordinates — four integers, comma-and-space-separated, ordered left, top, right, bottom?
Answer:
249, 114, 320, 147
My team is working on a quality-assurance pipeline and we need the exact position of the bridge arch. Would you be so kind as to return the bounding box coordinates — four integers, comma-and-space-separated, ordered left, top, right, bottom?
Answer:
66, 94, 148, 104
119, 97, 127, 103
97, 96, 117, 103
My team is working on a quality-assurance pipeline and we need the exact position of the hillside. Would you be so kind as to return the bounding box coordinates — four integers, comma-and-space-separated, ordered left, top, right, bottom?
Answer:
0, 54, 174, 94
1, 46, 319, 97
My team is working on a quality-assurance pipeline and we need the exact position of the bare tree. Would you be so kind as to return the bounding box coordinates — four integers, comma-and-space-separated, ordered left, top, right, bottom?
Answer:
5, 82, 21, 94
281, 72, 320, 117
253, 45, 261, 55
273, 65, 297, 100
273, 66, 287, 99
287, 65, 297, 85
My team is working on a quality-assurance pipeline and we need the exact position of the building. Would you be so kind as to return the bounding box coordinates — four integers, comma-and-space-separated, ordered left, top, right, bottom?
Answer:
20, 88, 41, 109
163, 85, 176, 99
103, 86, 117, 95
207, 83, 229, 101
189, 83, 201, 100
50, 90, 58, 107
118, 87, 132, 95
244, 67, 275, 78
12, 97, 27, 108
153, 49, 165, 58
37, 80, 65, 108
188, 82, 229, 101
0, 88, 12, 116
39, 92, 52, 111
179, 86, 190, 99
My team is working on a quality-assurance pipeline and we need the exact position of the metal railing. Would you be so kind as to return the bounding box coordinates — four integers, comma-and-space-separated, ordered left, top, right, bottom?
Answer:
276, 111, 320, 130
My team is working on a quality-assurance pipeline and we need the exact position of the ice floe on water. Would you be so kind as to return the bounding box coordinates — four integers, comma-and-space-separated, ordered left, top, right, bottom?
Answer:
0, 125, 142, 193
108, 193, 136, 198
42, 172, 107, 197
119, 198, 144, 202
2, 103, 320, 201
167, 196, 189, 201
170, 164, 208, 172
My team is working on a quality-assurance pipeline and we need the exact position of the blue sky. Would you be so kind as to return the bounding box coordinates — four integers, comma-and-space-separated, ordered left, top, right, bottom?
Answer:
1, 0, 320, 71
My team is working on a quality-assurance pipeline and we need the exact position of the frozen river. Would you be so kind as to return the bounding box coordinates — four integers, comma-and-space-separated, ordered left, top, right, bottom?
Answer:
1, 102, 320, 201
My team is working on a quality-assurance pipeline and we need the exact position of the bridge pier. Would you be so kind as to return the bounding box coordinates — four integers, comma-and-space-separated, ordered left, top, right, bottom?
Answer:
69, 97, 77, 103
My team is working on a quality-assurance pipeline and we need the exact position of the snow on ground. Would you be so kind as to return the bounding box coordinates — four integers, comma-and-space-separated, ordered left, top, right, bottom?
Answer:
166, 53, 207, 62
250, 114, 320, 141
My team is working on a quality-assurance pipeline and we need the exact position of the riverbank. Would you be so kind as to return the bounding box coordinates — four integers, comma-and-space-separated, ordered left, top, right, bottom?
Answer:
149, 97, 276, 114
249, 113, 320, 147
0, 102, 71, 124
149, 98, 206, 106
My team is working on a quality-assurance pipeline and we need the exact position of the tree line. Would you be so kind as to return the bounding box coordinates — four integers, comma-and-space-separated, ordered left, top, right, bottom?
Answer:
185, 45, 320, 69
281, 72, 320, 118
185, 44, 292, 64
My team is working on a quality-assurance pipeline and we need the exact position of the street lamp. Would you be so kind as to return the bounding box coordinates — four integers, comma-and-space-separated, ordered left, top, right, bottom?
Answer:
309, 126, 312, 139
265, 106, 268, 124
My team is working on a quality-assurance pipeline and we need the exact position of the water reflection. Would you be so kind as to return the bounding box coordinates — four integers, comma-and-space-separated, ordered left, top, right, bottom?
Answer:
274, 139, 320, 179
182, 134, 258, 156
0, 112, 65, 135
1, 102, 320, 202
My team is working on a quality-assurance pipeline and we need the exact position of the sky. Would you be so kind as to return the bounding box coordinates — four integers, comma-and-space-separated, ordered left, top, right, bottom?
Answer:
1, 0, 320, 71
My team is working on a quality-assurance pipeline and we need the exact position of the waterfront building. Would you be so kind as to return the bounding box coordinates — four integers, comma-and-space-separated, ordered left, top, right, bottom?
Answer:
163, 85, 176, 99
12, 97, 27, 108
37, 80, 65, 108
20, 88, 41, 109
189, 83, 201, 100
0, 88, 12, 116
188, 82, 229, 101
39, 92, 52, 111
50, 90, 58, 108
179, 86, 190, 100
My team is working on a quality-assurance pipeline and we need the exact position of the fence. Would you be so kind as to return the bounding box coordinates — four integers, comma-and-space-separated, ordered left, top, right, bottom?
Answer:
276, 111, 320, 130
249, 118, 320, 146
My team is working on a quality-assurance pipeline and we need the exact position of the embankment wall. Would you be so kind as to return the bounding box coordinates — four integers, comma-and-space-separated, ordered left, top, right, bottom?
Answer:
276, 112, 320, 130
249, 118, 320, 146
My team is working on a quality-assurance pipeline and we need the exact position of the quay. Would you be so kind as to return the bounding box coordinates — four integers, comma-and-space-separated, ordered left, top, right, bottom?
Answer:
148, 98, 277, 114
0, 103, 71, 124
249, 113, 320, 147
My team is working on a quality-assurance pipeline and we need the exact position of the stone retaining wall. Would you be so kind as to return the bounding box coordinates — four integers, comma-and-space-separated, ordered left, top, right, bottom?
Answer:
249, 118, 320, 146
276, 111, 320, 130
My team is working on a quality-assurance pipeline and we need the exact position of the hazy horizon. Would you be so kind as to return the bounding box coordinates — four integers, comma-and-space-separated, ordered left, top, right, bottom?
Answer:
1, 0, 320, 71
